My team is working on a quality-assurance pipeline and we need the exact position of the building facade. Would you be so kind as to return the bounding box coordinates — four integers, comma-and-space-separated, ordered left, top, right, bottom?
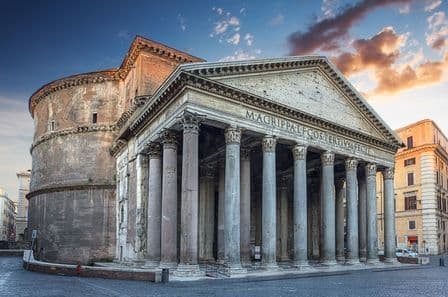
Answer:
16, 170, 31, 241
111, 50, 402, 275
377, 119, 448, 255
0, 187, 16, 241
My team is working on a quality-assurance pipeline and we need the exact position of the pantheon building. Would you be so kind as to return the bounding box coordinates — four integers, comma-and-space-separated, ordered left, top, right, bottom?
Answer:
28, 36, 401, 276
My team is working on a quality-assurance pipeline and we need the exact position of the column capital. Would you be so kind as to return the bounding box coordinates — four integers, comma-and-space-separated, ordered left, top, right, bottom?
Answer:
241, 147, 251, 160
160, 130, 178, 149
279, 175, 290, 189
365, 163, 377, 177
145, 142, 162, 159
200, 163, 215, 178
262, 135, 276, 152
383, 167, 394, 180
321, 151, 334, 166
224, 127, 242, 144
335, 178, 345, 189
292, 144, 307, 160
180, 112, 203, 134
344, 158, 359, 171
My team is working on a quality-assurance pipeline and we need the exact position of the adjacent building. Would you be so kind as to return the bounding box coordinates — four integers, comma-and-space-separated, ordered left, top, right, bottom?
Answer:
0, 187, 16, 241
16, 170, 31, 241
377, 119, 448, 255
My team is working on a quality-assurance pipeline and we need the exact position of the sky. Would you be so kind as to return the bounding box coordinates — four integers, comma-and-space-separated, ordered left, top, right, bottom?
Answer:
0, 0, 447, 200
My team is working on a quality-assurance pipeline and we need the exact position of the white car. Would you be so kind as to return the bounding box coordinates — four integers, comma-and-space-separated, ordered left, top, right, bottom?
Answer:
396, 248, 418, 258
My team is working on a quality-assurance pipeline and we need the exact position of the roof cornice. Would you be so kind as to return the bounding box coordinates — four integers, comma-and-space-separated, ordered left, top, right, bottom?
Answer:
28, 36, 204, 117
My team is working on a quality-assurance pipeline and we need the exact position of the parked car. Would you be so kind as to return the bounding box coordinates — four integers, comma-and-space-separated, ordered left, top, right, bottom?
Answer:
396, 248, 418, 258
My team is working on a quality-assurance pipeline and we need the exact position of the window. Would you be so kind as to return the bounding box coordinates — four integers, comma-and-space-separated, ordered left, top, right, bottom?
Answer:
436, 171, 440, 184
404, 158, 416, 166
407, 136, 413, 149
443, 199, 447, 213
92, 112, 98, 124
405, 196, 417, 210
407, 172, 414, 186
120, 205, 124, 223
438, 195, 442, 210
409, 220, 416, 230
50, 120, 55, 131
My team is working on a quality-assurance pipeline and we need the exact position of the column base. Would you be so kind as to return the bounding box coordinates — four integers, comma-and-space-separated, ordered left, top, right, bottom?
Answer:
384, 257, 398, 264
293, 260, 312, 270
320, 259, 338, 266
159, 261, 178, 270
142, 260, 160, 268
345, 258, 361, 265
173, 264, 204, 277
336, 255, 346, 262
262, 261, 281, 271
280, 256, 290, 262
359, 256, 367, 263
220, 263, 247, 275
366, 258, 381, 265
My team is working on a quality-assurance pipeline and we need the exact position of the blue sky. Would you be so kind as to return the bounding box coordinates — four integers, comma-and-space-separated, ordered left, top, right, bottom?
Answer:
0, 0, 447, 199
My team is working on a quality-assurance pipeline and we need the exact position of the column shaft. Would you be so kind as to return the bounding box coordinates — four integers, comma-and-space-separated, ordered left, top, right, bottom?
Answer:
358, 174, 367, 262
320, 151, 336, 265
160, 130, 178, 268
199, 164, 215, 262
146, 143, 162, 267
262, 136, 278, 268
279, 177, 289, 261
345, 159, 359, 264
335, 179, 345, 262
292, 145, 308, 267
383, 167, 396, 263
217, 162, 225, 263
240, 149, 251, 265
134, 153, 148, 262
366, 164, 379, 263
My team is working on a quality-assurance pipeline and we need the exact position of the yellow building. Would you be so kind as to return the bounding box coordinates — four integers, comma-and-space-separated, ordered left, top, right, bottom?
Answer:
377, 119, 448, 255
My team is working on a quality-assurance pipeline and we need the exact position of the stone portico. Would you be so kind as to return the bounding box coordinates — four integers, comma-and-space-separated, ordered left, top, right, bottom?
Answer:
111, 56, 402, 277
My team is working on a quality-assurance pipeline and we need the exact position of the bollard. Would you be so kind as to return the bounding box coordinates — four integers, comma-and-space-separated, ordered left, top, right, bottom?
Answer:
161, 268, 169, 283
439, 257, 445, 266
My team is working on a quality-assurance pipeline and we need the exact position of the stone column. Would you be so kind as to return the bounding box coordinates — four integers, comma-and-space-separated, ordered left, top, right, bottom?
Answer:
320, 151, 336, 265
310, 182, 320, 260
345, 158, 359, 264
199, 164, 215, 263
160, 130, 178, 268
292, 145, 308, 267
217, 160, 225, 264
134, 153, 148, 263
335, 179, 345, 262
223, 127, 245, 274
262, 135, 278, 269
358, 171, 367, 262
240, 148, 251, 265
145, 143, 162, 267
366, 164, 380, 264
383, 167, 397, 263
279, 176, 289, 262
176, 114, 202, 276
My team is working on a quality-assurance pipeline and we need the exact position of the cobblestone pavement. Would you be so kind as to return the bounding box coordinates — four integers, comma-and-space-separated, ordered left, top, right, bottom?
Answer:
1, 256, 447, 297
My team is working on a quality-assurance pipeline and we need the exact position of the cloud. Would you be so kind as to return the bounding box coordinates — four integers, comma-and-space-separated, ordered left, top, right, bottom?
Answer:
219, 49, 258, 62
227, 33, 240, 45
177, 14, 187, 31
426, 11, 448, 50
244, 33, 254, 46
0, 96, 33, 202
210, 9, 240, 39
425, 0, 442, 12
270, 13, 284, 26
331, 27, 448, 95
117, 30, 130, 40
240, 8, 246, 15
321, 0, 338, 20
288, 0, 415, 55
399, 3, 411, 14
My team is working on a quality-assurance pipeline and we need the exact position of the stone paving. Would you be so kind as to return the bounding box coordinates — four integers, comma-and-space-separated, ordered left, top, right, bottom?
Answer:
1, 256, 448, 296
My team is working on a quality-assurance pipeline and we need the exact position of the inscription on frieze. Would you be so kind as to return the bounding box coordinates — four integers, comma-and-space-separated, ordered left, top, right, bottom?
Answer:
245, 109, 370, 155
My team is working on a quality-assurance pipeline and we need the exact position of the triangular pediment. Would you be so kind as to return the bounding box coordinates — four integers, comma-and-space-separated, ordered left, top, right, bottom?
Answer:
212, 68, 385, 140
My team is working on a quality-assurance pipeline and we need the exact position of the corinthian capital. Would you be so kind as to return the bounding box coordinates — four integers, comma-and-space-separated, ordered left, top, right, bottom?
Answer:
224, 127, 242, 144
180, 112, 203, 134
344, 158, 359, 171
321, 151, 334, 166
160, 129, 178, 149
292, 144, 307, 160
241, 147, 251, 160
365, 163, 377, 177
262, 135, 276, 152
145, 142, 161, 159
383, 167, 394, 180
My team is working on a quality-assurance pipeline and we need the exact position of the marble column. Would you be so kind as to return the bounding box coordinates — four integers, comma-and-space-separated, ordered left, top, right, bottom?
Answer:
199, 164, 215, 263
279, 176, 289, 262
310, 183, 320, 260
176, 114, 202, 276
358, 172, 367, 262
217, 160, 225, 264
383, 167, 397, 263
320, 151, 337, 265
335, 179, 345, 262
160, 130, 178, 268
345, 158, 359, 264
240, 148, 251, 265
366, 164, 379, 264
292, 145, 308, 267
134, 153, 148, 263
145, 143, 162, 267
223, 127, 245, 274
262, 135, 278, 269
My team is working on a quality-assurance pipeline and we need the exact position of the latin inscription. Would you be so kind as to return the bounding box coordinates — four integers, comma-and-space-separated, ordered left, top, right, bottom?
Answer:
246, 110, 370, 155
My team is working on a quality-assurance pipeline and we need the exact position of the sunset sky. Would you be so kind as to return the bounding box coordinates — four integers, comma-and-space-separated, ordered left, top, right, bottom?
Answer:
0, 0, 447, 200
